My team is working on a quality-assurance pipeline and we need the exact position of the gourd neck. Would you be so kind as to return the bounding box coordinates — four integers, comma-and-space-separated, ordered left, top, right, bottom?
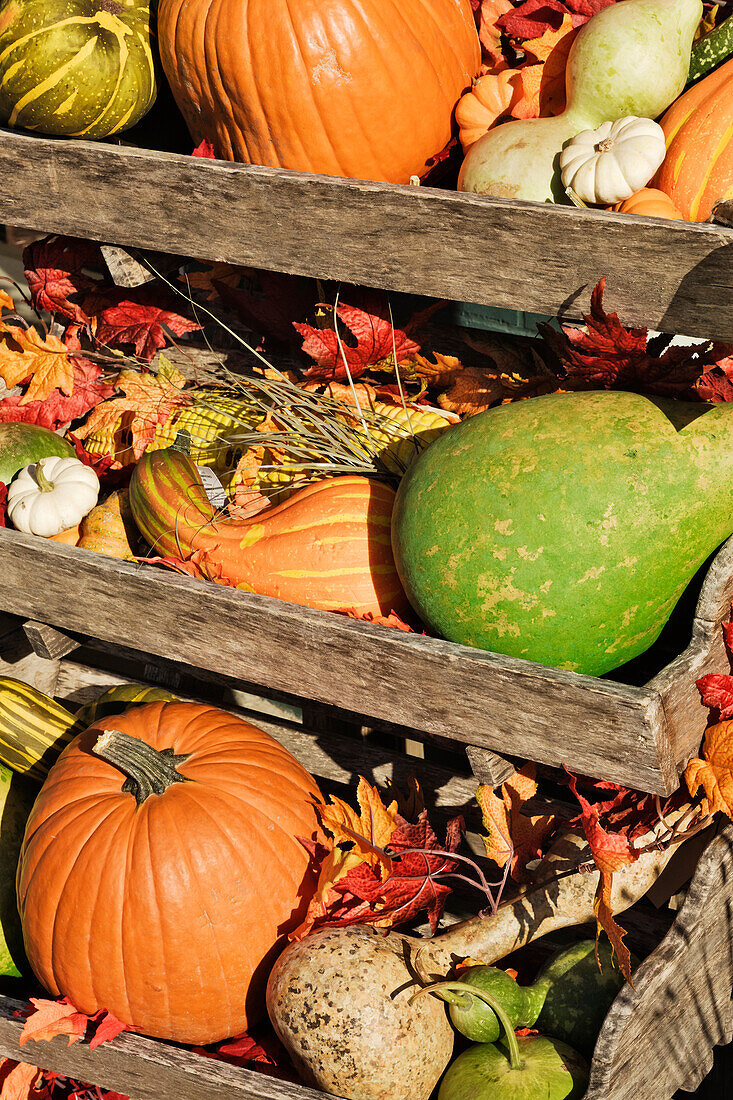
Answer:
93, 729, 190, 804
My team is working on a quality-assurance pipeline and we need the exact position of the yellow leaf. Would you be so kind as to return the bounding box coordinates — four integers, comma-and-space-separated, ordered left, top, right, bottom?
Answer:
685, 720, 733, 817
319, 776, 399, 871
0, 324, 75, 403
0, 290, 15, 314
521, 15, 576, 63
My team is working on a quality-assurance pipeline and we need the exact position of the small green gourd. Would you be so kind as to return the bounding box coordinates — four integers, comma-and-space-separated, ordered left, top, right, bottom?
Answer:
458, 0, 702, 204
687, 13, 733, 83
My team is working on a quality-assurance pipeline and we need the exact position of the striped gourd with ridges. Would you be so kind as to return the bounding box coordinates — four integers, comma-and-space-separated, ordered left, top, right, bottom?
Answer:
655, 57, 733, 220
129, 449, 410, 618
0, 0, 156, 139
0, 679, 80, 781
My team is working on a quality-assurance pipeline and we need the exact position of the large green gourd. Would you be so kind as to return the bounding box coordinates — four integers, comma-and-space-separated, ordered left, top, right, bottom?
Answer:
458, 0, 702, 204
0, 0, 156, 139
0, 763, 36, 979
391, 391, 733, 676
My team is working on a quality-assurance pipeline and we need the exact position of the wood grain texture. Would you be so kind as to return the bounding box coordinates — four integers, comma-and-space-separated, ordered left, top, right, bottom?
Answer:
1, 129, 733, 339
650, 537, 733, 771
22, 621, 81, 661
0, 528, 676, 792
587, 823, 733, 1100
0, 995, 332, 1100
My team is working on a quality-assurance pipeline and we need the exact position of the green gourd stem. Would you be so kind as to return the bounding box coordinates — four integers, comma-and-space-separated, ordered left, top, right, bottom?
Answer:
410, 981, 524, 1070
92, 729, 190, 804
688, 12, 733, 82
35, 464, 54, 493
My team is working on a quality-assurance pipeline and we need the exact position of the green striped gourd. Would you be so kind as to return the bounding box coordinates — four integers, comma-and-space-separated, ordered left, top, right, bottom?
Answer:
688, 13, 733, 83
392, 390, 733, 676
0, 678, 80, 781
74, 683, 177, 726
0, 0, 156, 139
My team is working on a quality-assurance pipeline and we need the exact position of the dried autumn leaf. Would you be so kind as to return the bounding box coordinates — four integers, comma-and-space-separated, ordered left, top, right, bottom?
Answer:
472, 0, 515, 64
85, 285, 202, 361
538, 277, 720, 396
685, 720, 733, 817
295, 293, 421, 382
23, 236, 104, 325
522, 15, 577, 114
0, 1059, 41, 1100
88, 1010, 132, 1050
192, 138, 216, 158
499, 0, 614, 39
19, 998, 87, 1047
0, 291, 15, 315
319, 776, 399, 871
594, 870, 632, 981
74, 364, 192, 462
0, 357, 116, 430
0, 324, 75, 403
215, 270, 318, 344
183, 263, 243, 302
477, 764, 558, 879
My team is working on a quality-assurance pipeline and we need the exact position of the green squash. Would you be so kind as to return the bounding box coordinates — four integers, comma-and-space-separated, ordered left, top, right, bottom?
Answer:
458, 0, 701, 204
0, 763, 36, 979
0, 423, 74, 485
391, 390, 733, 675
438, 1034, 588, 1100
0, 0, 156, 139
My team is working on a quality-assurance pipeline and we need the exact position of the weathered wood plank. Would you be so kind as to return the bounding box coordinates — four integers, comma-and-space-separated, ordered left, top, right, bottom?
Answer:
0, 995, 332, 1100
0, 529, 675, 793
23, 621, 82, 661
649, 537, 733, 771
587, 824, 733, 1100
1, 130, 733, 339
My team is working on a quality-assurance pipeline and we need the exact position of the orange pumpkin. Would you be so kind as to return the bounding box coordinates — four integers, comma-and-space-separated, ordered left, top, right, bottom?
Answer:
156, 0, 481, 183
612, 187, 684, 219
655, 57, 733, 221
17, 701, 323, 1044
130, 452, 410, 618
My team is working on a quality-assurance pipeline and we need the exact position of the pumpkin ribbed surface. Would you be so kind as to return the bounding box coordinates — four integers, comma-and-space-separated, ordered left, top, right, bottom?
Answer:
613, 187, 684, 219
17, 701, 324, 1044
156, 0, 481, 183
655, 57, 733, 220
0, 0, 156, 139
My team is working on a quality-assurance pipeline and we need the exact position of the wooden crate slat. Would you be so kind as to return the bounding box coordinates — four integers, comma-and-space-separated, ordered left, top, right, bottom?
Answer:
0, 995, 332, 1100
2, 129, 733, 340
0, 529, 675, 793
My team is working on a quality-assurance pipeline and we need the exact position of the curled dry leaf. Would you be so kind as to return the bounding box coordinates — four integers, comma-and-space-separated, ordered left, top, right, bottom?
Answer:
685, 721, 733, 818
0, 324, 75, 404
477, 763, 559, 879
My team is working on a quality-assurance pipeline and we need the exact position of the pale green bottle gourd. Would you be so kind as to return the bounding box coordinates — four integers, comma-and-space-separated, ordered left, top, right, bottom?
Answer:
458, 0, 703, 203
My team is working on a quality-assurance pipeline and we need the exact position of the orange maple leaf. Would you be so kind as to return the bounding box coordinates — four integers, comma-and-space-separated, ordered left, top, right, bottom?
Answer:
477, 764, 558, 879
0, 291, 15, 314
19, 997, 87, 1046
319, 776, 399, 871
183, 263, 242, 302
521, 15, 576, 63
74, 364, 191, 462
0, 1059, 41, 1100
594, 871, 633, 982
477, 0, 515, 64
0, 324, 75, 404
685, 720, 733, 817
509, 17, 577, 120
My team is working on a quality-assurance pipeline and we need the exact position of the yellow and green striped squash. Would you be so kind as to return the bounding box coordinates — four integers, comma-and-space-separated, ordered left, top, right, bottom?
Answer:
0, 678, 81, 781
0, 0, 156, 139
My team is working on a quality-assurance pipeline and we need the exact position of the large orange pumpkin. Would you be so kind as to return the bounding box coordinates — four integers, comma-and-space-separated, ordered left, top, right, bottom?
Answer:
655, 57, 733, 221
156, 0, 481, 183
16, 702, 323, 1044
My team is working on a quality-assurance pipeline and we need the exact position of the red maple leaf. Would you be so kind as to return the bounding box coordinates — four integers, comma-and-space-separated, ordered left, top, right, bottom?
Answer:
498, 0, 614, 38
695, 607, 733, 718
83, 285, 202, 361
23, 237, 105, 325
538, 278, 720, 396
213, 269, 318, 344
0, 357, 116, 431
328, 812, 464, 933
19, 997, 134, 1052
192, 138, 216, 158
295, 292, 421, 382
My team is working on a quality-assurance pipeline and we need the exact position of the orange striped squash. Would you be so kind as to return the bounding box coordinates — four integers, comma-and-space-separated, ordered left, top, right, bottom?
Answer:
655, 58, 733, 221
129, 449, 410, 618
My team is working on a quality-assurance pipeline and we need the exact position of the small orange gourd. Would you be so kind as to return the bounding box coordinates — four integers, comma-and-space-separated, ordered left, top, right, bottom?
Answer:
77, 489, 138, 560
612, 187, 684, 219
455, 72, 523, 151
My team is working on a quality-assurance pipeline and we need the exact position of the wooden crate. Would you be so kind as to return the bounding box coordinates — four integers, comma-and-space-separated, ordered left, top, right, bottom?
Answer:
0, 620, 729, 1100
0, 128, 732, 341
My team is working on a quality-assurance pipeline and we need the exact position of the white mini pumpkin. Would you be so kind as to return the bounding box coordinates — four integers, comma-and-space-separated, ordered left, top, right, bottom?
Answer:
559, 116, 667, 205
8, 456, 100, 537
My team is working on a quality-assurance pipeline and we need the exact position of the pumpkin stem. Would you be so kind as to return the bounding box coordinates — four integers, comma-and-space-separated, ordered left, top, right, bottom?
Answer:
35, 464, 55, 493
93, 729, 190, 804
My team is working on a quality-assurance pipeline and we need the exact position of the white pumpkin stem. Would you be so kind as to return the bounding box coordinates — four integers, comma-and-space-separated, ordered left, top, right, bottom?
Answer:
34, 465, 55, 493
